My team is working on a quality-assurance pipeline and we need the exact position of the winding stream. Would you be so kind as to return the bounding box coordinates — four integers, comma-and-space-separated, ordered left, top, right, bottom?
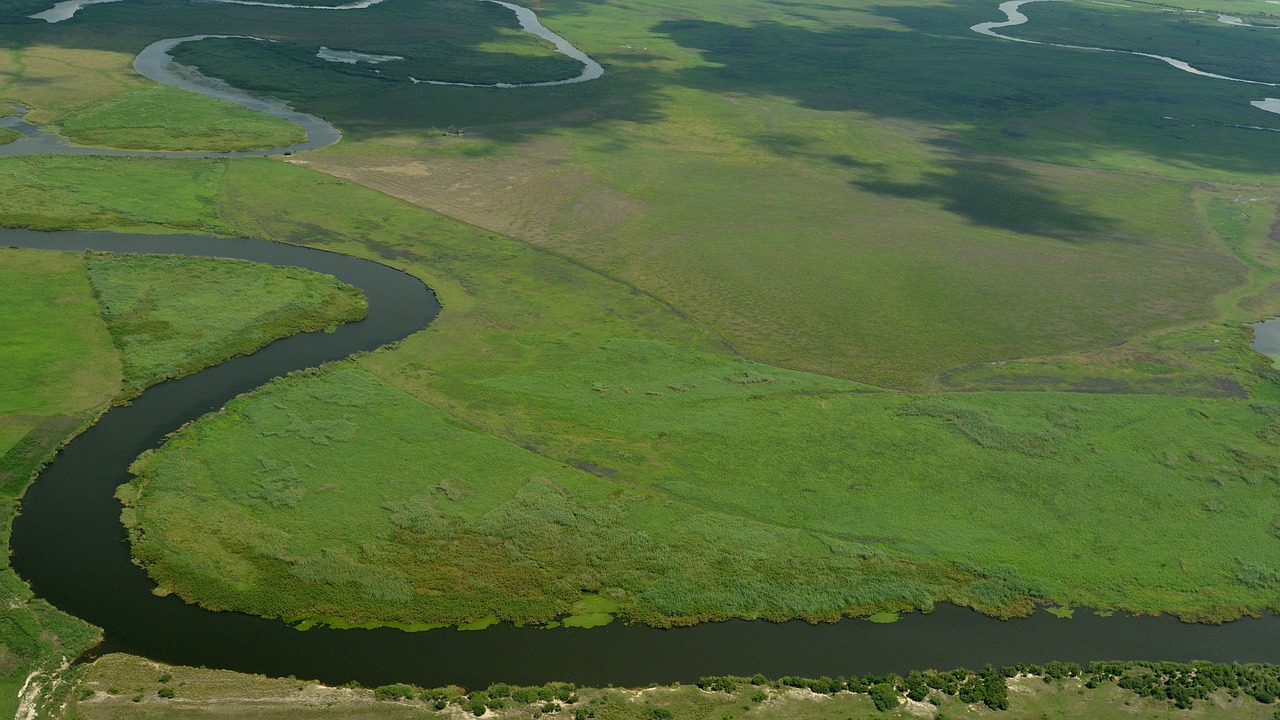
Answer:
31, 0, 602, 88
5, 0, 1280, 690
8, 0, 602, 156
408, 0, 603, 87
971, 0, 1280, 119
972, 0, 1280, 86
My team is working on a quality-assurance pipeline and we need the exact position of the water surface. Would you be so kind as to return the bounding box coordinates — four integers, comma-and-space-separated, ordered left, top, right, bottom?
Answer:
29, 0, 122, 22
1253, 316, 1280, 365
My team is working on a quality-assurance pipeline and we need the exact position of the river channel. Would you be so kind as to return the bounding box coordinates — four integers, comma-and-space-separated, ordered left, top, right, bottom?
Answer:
5, 0, 1280, 691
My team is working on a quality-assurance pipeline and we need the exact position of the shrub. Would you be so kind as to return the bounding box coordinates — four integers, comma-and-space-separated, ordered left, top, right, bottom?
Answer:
904, 672, 929, 702
699, 675, 738, 693
513, 687, 542, 703
374, 683, 416, 701
869, 683, 899, 712
157, 687, 175, 699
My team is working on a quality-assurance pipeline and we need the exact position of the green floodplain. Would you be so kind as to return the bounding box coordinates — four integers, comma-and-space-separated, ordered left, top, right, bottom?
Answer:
2, 0, 1280, 714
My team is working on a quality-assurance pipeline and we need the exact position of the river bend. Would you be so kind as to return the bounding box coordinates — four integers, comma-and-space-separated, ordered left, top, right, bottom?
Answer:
6, 227, 1280, 688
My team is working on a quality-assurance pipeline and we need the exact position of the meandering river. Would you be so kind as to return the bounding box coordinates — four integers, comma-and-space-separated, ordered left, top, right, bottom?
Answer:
32, 0, 602, 88
5, 0, 1280, 690
7, 227, 1280, 689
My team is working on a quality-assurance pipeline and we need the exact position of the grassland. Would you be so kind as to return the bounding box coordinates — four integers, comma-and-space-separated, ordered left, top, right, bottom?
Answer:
120, 357, 1280, 628
85, 252, 366, 394
270, 0, 1280, 387
0, 249, 120, 719
0, 156, 239, 231
5, 0, 1277, 386
48, 655, 1280, 720
4, 157, 1234, 629
0, 249, 121, 440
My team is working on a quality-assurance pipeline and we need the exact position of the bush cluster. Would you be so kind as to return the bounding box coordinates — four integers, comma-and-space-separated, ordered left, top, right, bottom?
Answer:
372, 681, 577, 715
1086, 660, 1280, 709
698, 666, 1008, 712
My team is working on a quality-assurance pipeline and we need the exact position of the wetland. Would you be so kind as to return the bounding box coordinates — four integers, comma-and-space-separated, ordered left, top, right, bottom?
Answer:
2, 0, 1280, 713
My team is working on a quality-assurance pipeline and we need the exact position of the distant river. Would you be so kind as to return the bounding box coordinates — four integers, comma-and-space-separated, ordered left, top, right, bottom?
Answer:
29, 0, 602, 88
972, 0, 1280, 119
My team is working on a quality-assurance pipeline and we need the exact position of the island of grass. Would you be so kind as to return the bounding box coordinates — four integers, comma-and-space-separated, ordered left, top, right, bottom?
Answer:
0, 245, 366, 716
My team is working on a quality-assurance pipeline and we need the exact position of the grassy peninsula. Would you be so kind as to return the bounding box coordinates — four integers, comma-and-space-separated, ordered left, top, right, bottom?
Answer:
86, 252, 366, 395
55, 86, 305, 152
